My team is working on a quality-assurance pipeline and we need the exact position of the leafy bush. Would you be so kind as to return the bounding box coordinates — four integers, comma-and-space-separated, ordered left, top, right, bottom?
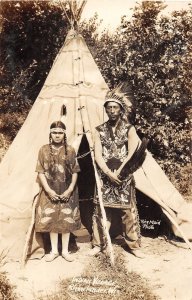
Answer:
0, 112, 28, 141
0, 0, 69, 113
163, 163, 192, 196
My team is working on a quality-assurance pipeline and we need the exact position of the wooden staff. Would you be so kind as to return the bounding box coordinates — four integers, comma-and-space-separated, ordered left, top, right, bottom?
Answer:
90, 151, 115, 265
21, 193, 39, 268
78, 97, 115, 266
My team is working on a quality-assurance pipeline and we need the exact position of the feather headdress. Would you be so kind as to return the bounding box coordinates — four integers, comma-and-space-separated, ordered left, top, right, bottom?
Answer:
104, 82, 135, 122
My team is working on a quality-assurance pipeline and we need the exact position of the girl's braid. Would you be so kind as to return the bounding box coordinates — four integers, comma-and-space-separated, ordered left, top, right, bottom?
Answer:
49, 134, 56, 172
64, 133, 68, 155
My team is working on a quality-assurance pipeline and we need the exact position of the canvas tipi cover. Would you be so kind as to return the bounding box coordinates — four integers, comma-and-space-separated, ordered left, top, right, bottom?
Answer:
0, 29, 191, 261
0, 29, 108, 260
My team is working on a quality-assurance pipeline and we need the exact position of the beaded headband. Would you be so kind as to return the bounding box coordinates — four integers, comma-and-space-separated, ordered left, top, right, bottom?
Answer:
104, 97, 124, 110
50, 128, 65, 133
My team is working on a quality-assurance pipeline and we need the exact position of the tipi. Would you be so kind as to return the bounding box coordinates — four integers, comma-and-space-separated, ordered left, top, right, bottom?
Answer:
0, 1, 191, 262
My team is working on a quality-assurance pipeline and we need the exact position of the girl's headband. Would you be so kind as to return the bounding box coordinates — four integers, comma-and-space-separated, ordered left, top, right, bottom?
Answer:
50, 128, 65, 133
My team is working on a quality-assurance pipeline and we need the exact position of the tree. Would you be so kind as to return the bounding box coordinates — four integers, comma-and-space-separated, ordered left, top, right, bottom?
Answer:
80, 1, 191, 194
0, 0, 69, 142
0, 1, 69, 113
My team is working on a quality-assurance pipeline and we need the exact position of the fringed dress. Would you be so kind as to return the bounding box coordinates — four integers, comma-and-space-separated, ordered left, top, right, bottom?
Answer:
35, 144, 81, 234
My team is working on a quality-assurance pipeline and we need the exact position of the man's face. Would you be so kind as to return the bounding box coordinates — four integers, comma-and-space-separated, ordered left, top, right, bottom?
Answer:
105, 101, 122, 122
50, 128, 65, 144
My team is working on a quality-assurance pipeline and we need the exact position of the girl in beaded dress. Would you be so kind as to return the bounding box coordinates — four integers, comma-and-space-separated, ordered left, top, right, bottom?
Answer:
35, 121, 81, 262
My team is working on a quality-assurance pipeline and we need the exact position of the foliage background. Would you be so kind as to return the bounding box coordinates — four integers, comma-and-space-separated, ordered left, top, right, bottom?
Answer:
0, 0, 191, 195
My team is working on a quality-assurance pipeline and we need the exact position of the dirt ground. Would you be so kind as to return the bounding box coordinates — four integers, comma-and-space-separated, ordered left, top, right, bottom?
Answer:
125, 236, 192, 300
1, 233, 192, 300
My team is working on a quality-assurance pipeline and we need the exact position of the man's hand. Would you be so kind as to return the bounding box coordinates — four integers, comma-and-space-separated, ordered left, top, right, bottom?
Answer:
106, 170, 122, 185
116, 168, 132, 181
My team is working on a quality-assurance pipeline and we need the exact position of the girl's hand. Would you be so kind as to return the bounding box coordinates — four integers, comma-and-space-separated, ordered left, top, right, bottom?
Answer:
46, 189, 60, 202
60, 187, 73, 202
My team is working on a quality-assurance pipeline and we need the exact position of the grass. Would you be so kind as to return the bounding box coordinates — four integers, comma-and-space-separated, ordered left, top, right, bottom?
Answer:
0, 251, 17, 300
38, 247, 159, 300
0, 273, 17, 300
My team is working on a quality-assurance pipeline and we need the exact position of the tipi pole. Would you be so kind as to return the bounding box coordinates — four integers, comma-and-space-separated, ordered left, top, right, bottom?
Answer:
77, 100, 115, 266
141, 167, 192, 251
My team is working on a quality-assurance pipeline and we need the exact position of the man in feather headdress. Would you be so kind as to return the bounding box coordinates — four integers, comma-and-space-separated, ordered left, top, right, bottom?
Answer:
89, 84, 145, 258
